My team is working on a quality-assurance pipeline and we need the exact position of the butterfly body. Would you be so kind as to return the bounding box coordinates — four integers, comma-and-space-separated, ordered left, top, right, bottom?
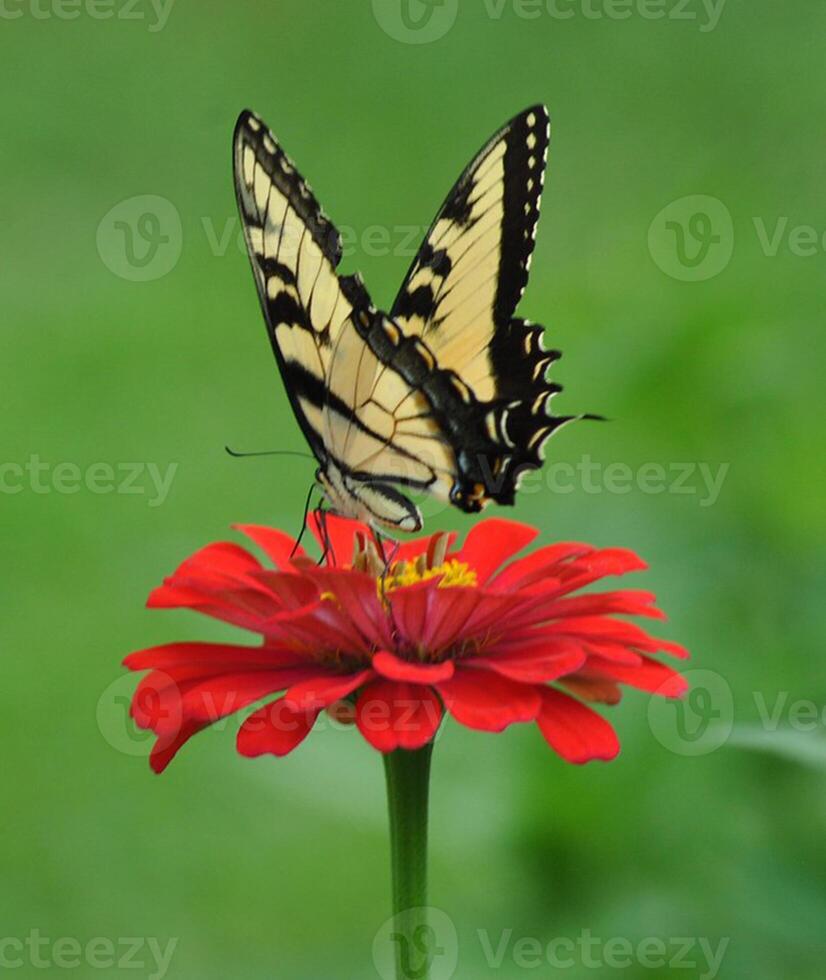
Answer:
233, 106, 581, 533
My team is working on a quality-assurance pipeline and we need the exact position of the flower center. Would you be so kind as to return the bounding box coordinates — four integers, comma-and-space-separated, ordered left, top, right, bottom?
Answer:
382, 557, 477, 593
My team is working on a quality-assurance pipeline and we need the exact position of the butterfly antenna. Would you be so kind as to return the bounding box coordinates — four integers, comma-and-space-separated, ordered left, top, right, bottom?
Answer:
225, 446, 316, 461
291, 482, 319, 559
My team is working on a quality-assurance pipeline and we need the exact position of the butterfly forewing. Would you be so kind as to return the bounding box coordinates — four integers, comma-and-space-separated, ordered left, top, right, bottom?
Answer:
391, 106, 550, 398
233, 111, 358, 460
388, 106, 576, 507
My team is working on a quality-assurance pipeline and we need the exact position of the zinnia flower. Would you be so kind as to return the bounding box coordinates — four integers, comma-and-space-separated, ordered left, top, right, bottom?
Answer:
124, 517, 688, 773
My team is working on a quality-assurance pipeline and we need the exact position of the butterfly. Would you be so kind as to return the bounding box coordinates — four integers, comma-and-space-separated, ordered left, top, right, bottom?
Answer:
233, 106, 584, 534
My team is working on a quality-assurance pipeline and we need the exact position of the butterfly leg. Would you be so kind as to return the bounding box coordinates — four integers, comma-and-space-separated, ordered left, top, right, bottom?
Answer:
291, 481, 321, 559
316, 506, 335, 566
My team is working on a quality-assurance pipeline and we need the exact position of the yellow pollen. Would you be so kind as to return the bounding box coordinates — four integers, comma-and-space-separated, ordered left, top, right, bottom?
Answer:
382, 558, 478, 594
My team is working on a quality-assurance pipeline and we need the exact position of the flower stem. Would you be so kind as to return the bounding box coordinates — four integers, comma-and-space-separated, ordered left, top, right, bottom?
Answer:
383, 743, 434, 980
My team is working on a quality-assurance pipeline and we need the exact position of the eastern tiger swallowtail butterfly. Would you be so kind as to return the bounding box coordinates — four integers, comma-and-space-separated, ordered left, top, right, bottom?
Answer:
233, 106, 585, 534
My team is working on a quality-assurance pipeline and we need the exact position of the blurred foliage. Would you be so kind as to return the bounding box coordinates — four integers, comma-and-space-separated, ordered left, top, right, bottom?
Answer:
2, 0, 825, 977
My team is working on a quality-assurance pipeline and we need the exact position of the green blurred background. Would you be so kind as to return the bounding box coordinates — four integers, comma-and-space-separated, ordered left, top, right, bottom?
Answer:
3, 0, 826, 977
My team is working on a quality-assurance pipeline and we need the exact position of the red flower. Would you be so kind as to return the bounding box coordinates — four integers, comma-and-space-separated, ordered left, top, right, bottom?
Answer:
124, 517, 689, 773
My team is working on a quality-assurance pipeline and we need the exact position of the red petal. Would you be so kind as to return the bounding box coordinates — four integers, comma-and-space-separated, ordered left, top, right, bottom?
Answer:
388, 583, 515, 653
283, 670, 373, 710
149, 720, 207, 774
490, 542, 593, 591
171, 541, 262, 586
437, 668, 541, 732
237, 699, 320, 757
373, 651, 455, 684
263, 598, 372, 654
561, 676, 624, 705
536, 688, 620, 763
543, 590, 666, 621
233, 524, 304, 566
472, 643, 586, 683
551, 548, 649, 595
147, 584, 287, 633
311, 569, 394, 649
355, 680, 443, 752
247, 571, 321, 610
584, 655, 689, 697
455, 590, 534, 640
581, 642, 643, 666
418, 588, 482, 651
548, 617, 689, 659
146, 583, 208, 609
458, 519, 539, 583
123, 642, 307, 672
387, 580, 435, 646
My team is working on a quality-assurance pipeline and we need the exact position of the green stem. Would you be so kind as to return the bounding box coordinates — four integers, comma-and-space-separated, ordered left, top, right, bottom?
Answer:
383, 743, 434, 980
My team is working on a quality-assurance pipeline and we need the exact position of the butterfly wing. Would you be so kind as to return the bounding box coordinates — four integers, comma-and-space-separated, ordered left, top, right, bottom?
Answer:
233, 110, 364, 462
234, 110, 431, 532
389, 105, 576, 507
